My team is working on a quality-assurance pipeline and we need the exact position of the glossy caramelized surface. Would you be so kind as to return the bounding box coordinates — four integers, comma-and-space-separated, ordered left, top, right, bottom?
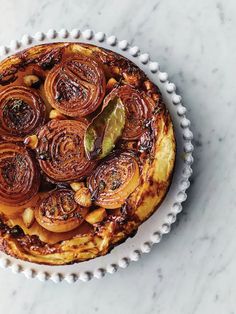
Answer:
0, 43, 176, 265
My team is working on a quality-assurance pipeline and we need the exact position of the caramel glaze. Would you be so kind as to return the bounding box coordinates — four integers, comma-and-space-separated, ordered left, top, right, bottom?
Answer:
0, 43, 175, 264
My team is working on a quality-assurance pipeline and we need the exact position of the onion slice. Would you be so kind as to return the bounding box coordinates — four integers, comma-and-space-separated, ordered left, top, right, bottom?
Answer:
103, 85, 155, 140
35, 189, 88, 233
88, 151, 140, 209
0, 142, 40, 205
36, 119, 96, 183
0, 86, 46, 141
44, 55, 106, 117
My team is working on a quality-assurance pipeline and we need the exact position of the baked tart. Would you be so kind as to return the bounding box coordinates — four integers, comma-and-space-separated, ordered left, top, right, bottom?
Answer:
0, 43, 176, 265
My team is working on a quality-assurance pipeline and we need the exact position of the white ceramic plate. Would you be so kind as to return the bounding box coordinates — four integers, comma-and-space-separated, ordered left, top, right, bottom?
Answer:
0, 29, 194, 283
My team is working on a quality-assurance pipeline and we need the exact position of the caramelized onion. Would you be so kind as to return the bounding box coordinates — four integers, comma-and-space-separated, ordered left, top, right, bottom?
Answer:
36, 120, 96, 183
104, 85, 154, 140
0, 86, 46, 141
35, 189, 88, 233
0, 142, 40, 205
88, 151, 140, 209
44, 55, 106, 117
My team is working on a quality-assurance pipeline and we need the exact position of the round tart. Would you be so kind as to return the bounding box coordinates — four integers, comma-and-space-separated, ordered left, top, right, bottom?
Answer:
0, 42, 176, 265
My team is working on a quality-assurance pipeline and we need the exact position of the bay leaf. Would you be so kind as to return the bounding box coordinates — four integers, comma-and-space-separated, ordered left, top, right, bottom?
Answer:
84, 97, 125, 160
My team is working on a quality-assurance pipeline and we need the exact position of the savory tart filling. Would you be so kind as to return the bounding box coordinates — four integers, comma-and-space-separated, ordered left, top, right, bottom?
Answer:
0, 43, 175, 265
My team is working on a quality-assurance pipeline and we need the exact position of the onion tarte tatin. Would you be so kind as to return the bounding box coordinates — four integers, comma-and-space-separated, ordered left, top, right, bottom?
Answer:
0, 43, 175, 265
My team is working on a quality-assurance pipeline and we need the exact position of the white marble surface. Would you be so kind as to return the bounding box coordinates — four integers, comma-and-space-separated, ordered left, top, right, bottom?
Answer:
0, 0, 235, 313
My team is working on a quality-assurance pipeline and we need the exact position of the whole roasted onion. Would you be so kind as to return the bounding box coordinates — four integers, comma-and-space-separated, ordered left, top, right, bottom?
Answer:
36, 119, 96, 183
0, 142, 40, 205
0, 86, 46, 141
35, 189, 88, 233
103, 85, 154, 140
44, 55, 106, 117
88, 151, 140, 209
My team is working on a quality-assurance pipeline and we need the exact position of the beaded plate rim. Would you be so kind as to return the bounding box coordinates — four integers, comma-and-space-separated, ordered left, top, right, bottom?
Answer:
0, 28, 194, 283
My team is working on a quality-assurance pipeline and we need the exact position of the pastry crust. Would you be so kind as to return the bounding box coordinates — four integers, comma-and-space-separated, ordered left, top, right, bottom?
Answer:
0, 43, 176, 265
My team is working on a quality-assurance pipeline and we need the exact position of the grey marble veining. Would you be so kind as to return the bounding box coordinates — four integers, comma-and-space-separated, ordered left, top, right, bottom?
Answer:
0, 0, 235, 313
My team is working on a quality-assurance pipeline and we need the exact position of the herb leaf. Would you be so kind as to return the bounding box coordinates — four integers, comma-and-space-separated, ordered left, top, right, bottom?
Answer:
84, 97, 126, 160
